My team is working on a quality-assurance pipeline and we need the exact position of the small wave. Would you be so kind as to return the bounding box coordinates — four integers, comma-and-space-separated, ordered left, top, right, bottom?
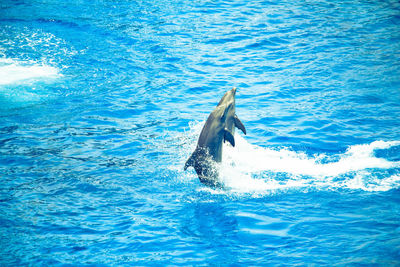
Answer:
179, 121, 400, 194
0, 58, 61, 85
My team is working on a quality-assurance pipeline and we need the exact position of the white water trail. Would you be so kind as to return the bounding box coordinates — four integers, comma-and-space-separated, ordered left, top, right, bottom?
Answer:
220, 135, 400, 193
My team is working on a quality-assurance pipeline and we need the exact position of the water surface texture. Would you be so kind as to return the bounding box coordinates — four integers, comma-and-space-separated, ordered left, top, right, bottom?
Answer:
1, 0, 400, 265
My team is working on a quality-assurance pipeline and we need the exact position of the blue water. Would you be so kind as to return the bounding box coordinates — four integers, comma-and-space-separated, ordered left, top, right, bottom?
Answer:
1, 0, 400, 265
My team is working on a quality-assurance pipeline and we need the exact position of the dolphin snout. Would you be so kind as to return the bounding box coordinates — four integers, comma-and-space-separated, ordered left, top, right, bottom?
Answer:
231, 87, 237, 95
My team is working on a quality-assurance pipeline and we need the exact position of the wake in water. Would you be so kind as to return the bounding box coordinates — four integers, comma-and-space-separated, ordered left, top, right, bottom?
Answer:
178, 121, 400, 194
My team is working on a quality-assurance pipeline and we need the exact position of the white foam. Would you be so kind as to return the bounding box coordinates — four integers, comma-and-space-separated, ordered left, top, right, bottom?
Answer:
0, 58, 61, 85
179, 121, 400, 194
223, 136, 400, 176
220, 135, 400, 193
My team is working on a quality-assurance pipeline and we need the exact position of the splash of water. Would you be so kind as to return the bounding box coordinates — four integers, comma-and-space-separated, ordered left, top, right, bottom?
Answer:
0, 58, 61, 85
0, 58, 62, 107
221, 135, 400, 193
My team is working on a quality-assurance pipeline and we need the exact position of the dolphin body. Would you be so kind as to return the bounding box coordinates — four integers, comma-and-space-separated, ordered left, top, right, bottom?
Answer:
184, 87, 246, 186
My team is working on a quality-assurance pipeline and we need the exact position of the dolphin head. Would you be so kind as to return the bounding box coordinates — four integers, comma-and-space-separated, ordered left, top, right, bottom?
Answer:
215, 87, 237, 136
217, 87, 236, 107
195, 87, 240, 160
208, 102, 234, 131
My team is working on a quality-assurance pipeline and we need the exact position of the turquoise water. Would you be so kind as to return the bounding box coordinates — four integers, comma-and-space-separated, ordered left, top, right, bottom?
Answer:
1, 0, 400, 265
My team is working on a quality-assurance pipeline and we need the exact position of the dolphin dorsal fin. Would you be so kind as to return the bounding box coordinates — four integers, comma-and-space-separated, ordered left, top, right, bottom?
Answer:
234, 114, 246, 135
223, 128, 235, 147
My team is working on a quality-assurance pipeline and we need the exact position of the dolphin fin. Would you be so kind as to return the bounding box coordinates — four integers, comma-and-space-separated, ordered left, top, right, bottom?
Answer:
234, 115, 246, 135
224, 128, 235, 147
184, 152, 196, 170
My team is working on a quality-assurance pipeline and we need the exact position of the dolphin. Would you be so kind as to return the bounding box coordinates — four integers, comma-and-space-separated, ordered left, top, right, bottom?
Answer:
184, 87, 246, 186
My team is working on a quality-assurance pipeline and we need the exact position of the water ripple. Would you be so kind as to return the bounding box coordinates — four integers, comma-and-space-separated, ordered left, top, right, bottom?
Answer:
1, 0, 400, 265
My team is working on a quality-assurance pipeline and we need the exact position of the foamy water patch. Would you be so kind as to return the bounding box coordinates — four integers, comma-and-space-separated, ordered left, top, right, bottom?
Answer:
0, 59, 63, 107
0, 59, 61, 85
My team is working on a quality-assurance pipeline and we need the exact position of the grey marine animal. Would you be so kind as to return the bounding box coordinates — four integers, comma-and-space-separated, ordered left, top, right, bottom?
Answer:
184, 87, 246, 186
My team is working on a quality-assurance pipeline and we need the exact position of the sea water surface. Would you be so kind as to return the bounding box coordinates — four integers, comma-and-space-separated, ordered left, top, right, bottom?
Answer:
1, 0, 400, 265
